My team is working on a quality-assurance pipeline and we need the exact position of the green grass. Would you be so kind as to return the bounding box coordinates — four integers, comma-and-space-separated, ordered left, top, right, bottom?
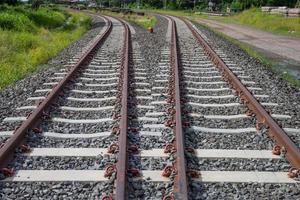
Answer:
0, 6, 91, 90
97, 10, 157, 29
149, 8, 300, 38
132, 15, 157, 29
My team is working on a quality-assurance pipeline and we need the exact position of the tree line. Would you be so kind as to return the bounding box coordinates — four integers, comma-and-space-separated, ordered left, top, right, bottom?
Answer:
1, 0, 300, 11
129, 0, 300, 10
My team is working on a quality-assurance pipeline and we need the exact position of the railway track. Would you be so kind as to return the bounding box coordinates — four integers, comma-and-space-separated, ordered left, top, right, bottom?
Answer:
0, 15, 127, 199
0, 12, 299, 199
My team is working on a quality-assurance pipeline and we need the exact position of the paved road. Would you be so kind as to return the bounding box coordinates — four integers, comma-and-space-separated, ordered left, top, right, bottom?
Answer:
194, 18, 300, 63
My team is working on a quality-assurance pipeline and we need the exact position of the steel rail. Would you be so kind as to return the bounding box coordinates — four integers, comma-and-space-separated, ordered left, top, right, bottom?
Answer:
182, 18, 300, 169
0, 16, 113, 169
169, 17, 189, 199
115, 19, 131, 199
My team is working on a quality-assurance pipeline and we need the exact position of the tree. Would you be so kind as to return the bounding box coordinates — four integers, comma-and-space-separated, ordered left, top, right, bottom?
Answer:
30, 0, 43, 9
95, 0, 299, 10
0, 0, 20, 5
296, 0, 300, 8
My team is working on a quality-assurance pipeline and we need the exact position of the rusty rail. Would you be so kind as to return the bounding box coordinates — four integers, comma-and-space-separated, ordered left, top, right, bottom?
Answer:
166, 17, 189, 199
0, 16, 113, 169
115, 19, 131, 199
182, 18, 300, 171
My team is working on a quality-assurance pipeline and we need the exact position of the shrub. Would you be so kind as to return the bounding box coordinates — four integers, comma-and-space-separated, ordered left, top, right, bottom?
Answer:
63, 12, 91, 30
13, 5, 29, 14
0, 12, 36, 32
28, 8, 66, 29
0, 4, 9, 11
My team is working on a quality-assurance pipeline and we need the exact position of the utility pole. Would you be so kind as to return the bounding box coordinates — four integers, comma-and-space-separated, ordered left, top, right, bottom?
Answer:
137, 0, 140, 9
163, 0, 167, 9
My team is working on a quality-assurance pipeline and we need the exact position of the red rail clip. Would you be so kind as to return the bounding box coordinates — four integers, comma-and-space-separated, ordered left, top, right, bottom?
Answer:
0, 168, 14, 177
14, 125, 21, 132
164, 144, 176, 154
113, 113, 121, 120
128, 168, 140, 177
256, 122, 264, 131
101, 194, 113, 200
288, 167, 299, 178
182, 121, 190, 128
162, 165, 174, 177
188, 170, 200, 178
32, 127, 42, 134
165, 119, 175, 128
104, 164, 116, 178
20, 144, 31, 153
26, 112, 32, 119
166, 108, 175, 115
107, 143, 119, 154
129, 127, 138, 133
163, 193, 175, 200
127, 145, 139, 154
272, 145, 281, 155
246, 110, 254, 117
111, 127, 120, 135
185, 146, 195, 154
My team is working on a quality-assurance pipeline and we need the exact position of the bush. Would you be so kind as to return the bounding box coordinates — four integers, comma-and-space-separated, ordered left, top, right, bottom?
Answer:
62, 12, 91, 30
0, 4, 9, 11
231, 0, 242, 11
0, 12, 36, 31
28, 8, 66, 29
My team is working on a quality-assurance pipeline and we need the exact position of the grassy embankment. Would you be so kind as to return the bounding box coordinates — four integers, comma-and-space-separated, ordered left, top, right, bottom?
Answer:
149, 8, 300, 87
97, 9, 157, 30
0, 5, 92, 90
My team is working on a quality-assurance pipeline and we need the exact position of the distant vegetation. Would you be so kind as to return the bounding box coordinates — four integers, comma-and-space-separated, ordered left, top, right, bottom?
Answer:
133, 15, 157, 29
98, 9, 157, 29
94, 0, 299, 11
199, 8, 300, 37
2, 0, 299, 11
0, 5, 91, 89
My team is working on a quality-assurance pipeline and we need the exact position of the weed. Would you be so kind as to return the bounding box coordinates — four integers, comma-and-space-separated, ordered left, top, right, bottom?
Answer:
98, 10, 157, 30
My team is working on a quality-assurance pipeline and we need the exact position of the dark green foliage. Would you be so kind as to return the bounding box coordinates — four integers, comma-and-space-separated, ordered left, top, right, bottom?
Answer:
0, 5, 81, 31
28, 8, 65, 28
30, 0, 42, 10
0, 8, 37, 31
125, 0, 299, 10
0, 0, 20, 6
